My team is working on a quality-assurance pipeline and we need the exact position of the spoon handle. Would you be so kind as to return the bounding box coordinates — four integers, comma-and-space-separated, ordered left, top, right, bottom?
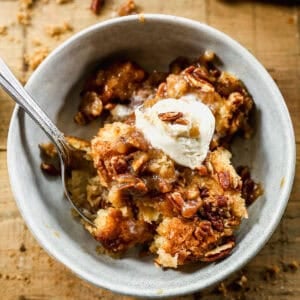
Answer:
0, 58, 69, 162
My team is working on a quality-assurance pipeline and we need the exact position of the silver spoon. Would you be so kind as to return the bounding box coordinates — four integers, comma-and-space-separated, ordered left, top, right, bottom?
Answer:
0, 58, 94, 226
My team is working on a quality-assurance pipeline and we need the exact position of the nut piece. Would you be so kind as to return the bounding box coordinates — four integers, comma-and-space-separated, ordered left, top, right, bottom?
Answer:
74, 111, 86, 125
158, 112, 183, 122
203, 241, 235, 262
218, 171, 231, 190
76, 91, 103, 124
168, 192, 184, 212
39, 143, 57, 158
168, 192, 202, 218
115, 174, 148, 195
90, 0, 104, 15
184, 66, 215, 92
40, 162, 60, 176
131, 152, 149, 173
110, 156, 128, 174
202, 50, 215, 62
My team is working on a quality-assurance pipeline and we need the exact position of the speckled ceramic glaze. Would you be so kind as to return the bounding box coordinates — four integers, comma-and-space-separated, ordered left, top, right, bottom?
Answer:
7, 15, 295, 298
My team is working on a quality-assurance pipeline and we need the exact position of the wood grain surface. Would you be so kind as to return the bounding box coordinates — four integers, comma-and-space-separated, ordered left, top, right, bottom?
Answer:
0, 1, 299, 299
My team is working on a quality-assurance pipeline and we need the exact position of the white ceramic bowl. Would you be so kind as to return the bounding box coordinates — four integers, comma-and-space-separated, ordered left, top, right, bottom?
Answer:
7, 14, 295, 298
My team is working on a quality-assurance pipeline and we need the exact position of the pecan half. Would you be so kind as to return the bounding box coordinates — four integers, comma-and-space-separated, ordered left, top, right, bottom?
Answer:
115, 174, 148, 195
168, 192, 202, 218
202, 241, 235, 262
191, 66, 211, 82
158, 112, 183, 122
181, 198, 203, 218
218, 171, 231, 190
184, 66, 215, 92
194, 221, 212, 241
168, 192, 184, 212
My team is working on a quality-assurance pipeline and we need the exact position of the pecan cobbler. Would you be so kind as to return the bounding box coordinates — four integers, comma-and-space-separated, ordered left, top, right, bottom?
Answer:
40, 51, 262, 268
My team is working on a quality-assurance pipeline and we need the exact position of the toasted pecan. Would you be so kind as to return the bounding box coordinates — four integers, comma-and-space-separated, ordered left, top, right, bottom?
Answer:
158, 112, 183, 122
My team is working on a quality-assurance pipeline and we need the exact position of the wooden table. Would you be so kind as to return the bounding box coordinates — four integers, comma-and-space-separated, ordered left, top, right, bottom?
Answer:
0, 1, 299, 299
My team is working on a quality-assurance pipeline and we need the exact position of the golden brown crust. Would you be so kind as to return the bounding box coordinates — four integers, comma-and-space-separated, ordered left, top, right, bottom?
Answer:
85, 120, 248, 266
90, 207, 153, 253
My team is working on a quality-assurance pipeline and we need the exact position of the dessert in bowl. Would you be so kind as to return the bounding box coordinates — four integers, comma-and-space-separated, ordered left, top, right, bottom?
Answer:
7, 15, 295, 297
40, 54, 261, 268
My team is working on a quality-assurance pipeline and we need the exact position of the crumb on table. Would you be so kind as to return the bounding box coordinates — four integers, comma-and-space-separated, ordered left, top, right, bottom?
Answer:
19, 243, 26, 252
0, 26, 8, 36
32, 38, 42, 47
17, 11, 31, 26
138, 13, 145, 23
17, 0, 34, 26
45, 22, 73, 39
19, 0, 33, 9
24, 47, 49, 70
264, 265, 281, 281
118, 0, 138, 16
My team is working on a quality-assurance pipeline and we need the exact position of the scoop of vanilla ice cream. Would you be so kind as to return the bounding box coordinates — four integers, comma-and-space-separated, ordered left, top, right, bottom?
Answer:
135, 95, 215, 169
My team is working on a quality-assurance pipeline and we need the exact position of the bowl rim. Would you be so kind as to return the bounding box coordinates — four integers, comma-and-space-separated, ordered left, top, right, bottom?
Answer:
7, 14, 296, 298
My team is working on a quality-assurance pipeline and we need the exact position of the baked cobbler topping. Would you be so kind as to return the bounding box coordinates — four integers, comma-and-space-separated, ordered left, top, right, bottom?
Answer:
40, 52, 262, 268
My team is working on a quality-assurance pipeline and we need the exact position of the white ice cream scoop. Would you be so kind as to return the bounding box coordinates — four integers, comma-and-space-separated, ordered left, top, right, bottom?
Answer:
135, 94, 215, 169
